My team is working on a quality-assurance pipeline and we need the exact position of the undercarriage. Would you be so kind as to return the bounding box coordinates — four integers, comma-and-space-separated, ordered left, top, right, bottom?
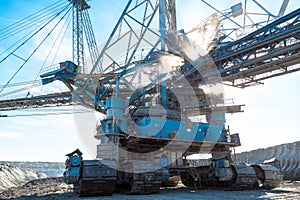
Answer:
64, 136, 283, 196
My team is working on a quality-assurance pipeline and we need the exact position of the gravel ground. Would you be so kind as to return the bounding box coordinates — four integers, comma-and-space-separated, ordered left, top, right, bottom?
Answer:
1, 178, 299, 200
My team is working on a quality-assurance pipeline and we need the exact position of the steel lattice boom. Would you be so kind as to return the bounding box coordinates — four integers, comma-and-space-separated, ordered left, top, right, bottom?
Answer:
212, 8, 300, 88
1, 6, 299, 110
0, 1, 297, 196
0, 92, 72, 111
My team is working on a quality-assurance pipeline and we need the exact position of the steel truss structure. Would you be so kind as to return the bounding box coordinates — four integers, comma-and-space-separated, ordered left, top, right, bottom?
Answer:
212, 8, 300, 88
0, 7, 299, 111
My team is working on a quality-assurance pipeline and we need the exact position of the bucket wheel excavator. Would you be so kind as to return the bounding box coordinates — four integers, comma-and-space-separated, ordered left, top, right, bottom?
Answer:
1, 0, 299, 196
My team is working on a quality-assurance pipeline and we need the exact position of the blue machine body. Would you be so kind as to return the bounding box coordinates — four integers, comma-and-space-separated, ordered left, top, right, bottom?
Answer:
134, 116, 222, 142
40, 61, 79, 85
39, 60, 227, 144
64, 149, 83, 184
97, 96, 225, 143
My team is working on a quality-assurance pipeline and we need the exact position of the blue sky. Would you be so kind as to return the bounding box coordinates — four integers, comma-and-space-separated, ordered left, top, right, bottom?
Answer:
0, 0, 299, 162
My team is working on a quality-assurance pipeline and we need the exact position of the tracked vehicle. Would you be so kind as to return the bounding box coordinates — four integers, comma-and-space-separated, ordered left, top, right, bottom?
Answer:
46, 0, 297, 196
58, 53, 283, 195
2, 0, 299, 197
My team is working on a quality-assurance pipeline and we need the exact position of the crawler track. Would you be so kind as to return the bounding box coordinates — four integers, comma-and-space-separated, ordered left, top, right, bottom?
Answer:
75, 160, 117, 197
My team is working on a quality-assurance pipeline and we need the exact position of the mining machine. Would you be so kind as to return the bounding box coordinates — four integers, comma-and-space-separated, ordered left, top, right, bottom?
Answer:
1, 0, 299, 196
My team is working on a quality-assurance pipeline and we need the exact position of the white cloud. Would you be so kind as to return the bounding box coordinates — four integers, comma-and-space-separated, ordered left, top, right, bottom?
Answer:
0, 131, 24, 139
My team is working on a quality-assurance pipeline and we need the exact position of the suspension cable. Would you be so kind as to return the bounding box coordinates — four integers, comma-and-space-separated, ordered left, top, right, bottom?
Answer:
0, 81, 42, 99
0, 4, 72, 95
35, 10, 72, 80
0, 4, 71, 65
0, 1, 67, 39
51, 15, 72, 66
1, 111, 95, 118
0, 4, 70, 59
0, 10, 65, 42
0, 80, 41, 89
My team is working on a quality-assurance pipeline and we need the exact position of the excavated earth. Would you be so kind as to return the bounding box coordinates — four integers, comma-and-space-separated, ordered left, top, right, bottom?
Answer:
235, 141, 300, 180
0, 164, 46, 192
0, 177, 300, 200
1, 141, 300, 199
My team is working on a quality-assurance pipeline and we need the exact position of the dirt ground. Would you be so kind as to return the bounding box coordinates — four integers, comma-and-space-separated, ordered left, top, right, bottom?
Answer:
1, 178, 299, 200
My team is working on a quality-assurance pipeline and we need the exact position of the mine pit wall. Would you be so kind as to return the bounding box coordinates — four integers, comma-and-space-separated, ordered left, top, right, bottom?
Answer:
234, 141, 300, 180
